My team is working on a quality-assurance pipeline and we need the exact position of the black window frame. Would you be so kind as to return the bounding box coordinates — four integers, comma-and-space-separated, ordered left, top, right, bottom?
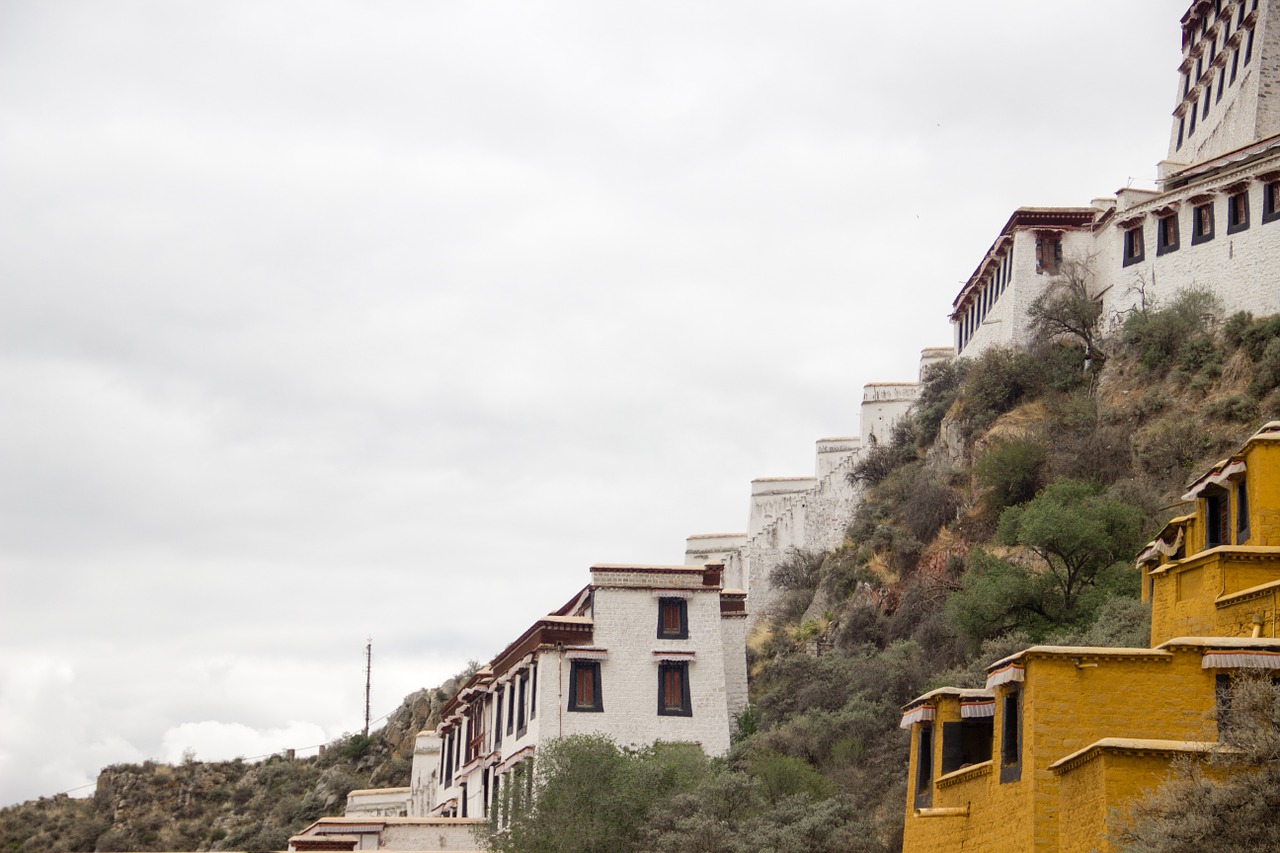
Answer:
494, 686, 504, 747
568, 660, 603, 712
914, 723, 933, 809
516, 670, 528, 737
1157, 213, 1181, 255
657, 597, 689, 639
1192, 202, 1216, 244
1236, 479, 1250, 543
1227, 189, 1250, 233
1122, 225, 1145, 267
940, 719, 995, 776
529, 663, 537, 720
657, 661, 693, 716
507, 679, 516, 734
1000, 689, 1022, 784
1263, 181, 1280, 224
1206, 487, 1230, 548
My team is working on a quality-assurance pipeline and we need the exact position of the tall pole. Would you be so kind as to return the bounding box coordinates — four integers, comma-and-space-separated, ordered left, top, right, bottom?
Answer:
364, 637, 372, 737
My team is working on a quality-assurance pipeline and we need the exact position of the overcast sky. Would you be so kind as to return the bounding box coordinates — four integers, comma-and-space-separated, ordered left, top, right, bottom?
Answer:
0, 0, 1189, 807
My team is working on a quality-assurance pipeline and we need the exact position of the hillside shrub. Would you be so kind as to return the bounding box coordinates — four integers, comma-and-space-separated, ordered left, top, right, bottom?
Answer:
955, 347, 1045, 434
913, 359, 968, 447
1247, 336, 1280, 399
974, 436, 1048, 512
1121, 287, 1222, 374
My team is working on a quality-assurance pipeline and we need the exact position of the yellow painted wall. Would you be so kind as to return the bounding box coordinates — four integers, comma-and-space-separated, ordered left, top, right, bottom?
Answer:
1247, 443, 1280, 545
902, 649, 1218, 853
1056, 750, 1190, 853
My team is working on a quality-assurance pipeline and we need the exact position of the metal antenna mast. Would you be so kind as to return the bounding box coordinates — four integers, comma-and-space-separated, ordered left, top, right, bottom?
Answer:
363, 637, 372, 737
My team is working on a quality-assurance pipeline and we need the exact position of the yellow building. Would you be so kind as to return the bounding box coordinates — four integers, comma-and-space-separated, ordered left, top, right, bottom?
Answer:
899, 422, 1280, 853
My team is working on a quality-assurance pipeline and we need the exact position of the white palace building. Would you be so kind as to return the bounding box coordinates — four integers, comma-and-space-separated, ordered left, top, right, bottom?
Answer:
954, 0, 1280, 358
289, 2, 1280, 850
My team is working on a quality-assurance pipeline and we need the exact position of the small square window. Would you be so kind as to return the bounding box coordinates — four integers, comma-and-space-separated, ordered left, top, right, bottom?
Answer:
1122, 225, 1145, 267
568, 660, 602, 712
1157, 214, 1180, 255
657, 597, 689, 639
1263, 182, 1280, 224
1228, 190, 1250, 233
658, 662, 692, 716
1192, 202, 1216, 244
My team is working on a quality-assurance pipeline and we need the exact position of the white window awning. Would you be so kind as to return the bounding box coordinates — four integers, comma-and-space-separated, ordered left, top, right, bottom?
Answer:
564, 648, 608, 661
900, 705, 936, 729
1202, 650, 1280, 669
961, 700, 996, 719
1182, 460, 1246, 501
985, 663, 1025, 691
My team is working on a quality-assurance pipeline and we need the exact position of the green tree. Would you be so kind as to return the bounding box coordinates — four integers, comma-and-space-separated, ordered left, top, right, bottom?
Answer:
479, 735, 708, 853
996, 479, 1146, 613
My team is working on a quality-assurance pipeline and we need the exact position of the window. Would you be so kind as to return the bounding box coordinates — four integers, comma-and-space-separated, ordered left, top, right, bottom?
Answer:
507, 681, 516, 734
657, 597, 689, 639
1217, 66, 1227, 101
466, 703, 485, 763
1206, 487, 1230, 547
658, 662, 692, 716
1246, 28, 1255, 65
1263, 181, 1280, 223
494, 686, 503, 746
1035, 236, 1061, 274
1157, 213, 1180, 255
1204, 84, 1212, 119
1122, 225, 1145, 267
443, 731, 454, 788
1000, 690, 1022, 783
1232, 48, 1240, 84
1177, 116, 1186, 150
1236, 479, 1250, 543
1228, 189, 1250, 233
516, 670, 528, 737
1190, 103, 1198, 136
529, 664, 537, 720
914, 724, 933, 809
941, 720, 994, 775
460, 782, 468, 818
1192, 202, 1215, 244
1216, 673, 1233, 734
568, 660, 602, 712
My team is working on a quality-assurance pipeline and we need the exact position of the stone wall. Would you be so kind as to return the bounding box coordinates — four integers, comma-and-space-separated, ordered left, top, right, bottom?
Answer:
692, 349, 951, 629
